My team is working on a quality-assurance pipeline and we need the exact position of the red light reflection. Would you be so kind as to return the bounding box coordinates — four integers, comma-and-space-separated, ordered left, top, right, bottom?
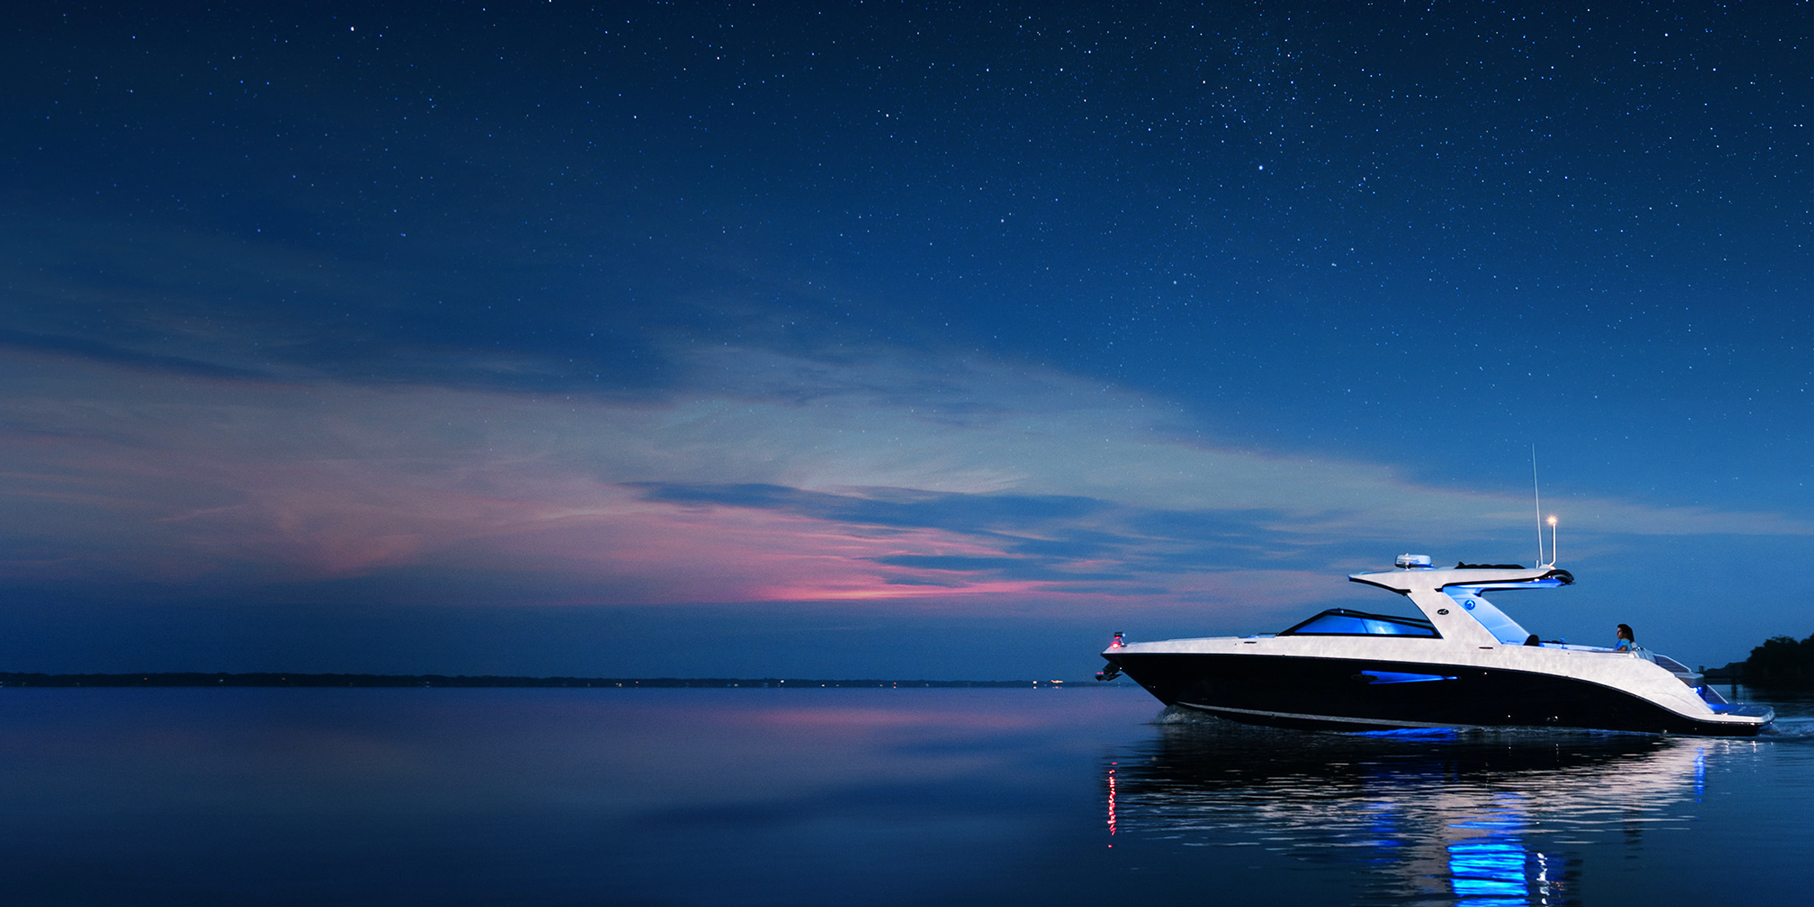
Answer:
1106, 761, 1118, 846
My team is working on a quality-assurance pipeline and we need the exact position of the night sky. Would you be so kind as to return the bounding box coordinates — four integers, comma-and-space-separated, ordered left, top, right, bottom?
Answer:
3, 1, 1808, 679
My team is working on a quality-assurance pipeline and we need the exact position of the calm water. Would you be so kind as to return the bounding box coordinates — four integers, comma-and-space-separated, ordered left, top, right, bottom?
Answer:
0, 685, 1809, 905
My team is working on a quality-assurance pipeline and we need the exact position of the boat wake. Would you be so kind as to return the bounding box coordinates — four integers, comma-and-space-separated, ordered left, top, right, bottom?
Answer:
1151, 704, 1214, 726
1759, 717, 1814, 740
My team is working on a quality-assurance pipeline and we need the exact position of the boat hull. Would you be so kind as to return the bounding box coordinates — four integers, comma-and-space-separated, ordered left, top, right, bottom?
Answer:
1109, 651, 1768, 737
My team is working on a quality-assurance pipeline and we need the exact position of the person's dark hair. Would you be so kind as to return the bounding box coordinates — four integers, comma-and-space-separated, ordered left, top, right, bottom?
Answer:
1616, 623, 1634, 641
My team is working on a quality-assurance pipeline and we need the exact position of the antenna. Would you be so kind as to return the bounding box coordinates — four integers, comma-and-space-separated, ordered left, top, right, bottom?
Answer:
1531, 444, 1544, 566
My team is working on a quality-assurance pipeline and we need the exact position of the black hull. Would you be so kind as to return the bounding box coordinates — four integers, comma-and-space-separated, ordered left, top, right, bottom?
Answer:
1108, 652, 1764, 737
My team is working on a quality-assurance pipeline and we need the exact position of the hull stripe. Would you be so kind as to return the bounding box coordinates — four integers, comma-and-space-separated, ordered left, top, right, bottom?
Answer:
1177, 701, 1460, 729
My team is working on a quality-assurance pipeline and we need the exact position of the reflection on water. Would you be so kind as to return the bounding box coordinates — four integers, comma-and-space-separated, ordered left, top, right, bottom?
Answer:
1104, 706, 1799, 907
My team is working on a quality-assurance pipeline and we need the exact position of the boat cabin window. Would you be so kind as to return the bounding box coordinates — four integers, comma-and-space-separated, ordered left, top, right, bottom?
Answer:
1279, 609, 1440, 638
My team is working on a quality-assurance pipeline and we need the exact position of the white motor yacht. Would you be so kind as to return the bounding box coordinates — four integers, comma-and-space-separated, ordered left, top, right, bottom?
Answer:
1097, 555, 1773, 736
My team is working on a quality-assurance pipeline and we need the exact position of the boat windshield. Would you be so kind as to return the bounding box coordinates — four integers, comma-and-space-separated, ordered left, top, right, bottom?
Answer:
1279, 609, 1440, 638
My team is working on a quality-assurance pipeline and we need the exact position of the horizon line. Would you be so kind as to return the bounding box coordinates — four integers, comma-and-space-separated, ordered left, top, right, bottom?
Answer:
0, 671, 1129, 689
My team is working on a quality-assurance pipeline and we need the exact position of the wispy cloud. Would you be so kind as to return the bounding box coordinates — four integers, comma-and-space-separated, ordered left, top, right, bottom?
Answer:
1, 334, 1807, 618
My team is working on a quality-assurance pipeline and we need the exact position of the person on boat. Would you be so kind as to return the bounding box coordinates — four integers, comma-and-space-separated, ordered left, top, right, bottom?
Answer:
1615, 624, 1636, 652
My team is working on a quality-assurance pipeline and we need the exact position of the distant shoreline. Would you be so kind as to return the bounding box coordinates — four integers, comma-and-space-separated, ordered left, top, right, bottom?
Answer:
0, 672, 1107, 689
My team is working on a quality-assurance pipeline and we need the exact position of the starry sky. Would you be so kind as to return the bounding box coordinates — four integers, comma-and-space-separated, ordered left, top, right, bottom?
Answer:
2, 1, 1808, 679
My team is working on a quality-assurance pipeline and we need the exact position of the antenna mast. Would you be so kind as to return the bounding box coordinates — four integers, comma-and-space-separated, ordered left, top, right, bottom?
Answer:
1531, 444, 1545, 566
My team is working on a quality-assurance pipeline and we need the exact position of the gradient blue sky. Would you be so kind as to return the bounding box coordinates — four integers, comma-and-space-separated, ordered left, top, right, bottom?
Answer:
2, 1, 1808, 678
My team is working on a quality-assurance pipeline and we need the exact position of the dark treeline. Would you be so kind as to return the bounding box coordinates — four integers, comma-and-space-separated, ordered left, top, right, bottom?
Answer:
1743, 633, 1814, 688
0, 673, 1075, 689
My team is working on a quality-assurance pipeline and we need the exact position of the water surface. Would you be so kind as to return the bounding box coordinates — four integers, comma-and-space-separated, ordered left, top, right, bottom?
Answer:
0, 685, 1808, 905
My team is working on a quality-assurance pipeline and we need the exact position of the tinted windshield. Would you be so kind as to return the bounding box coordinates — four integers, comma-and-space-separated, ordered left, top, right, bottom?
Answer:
1280, 609, 1439, 638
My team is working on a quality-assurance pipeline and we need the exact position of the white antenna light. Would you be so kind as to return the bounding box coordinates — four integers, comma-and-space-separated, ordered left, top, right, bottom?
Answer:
1547, 514, 1558, 567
